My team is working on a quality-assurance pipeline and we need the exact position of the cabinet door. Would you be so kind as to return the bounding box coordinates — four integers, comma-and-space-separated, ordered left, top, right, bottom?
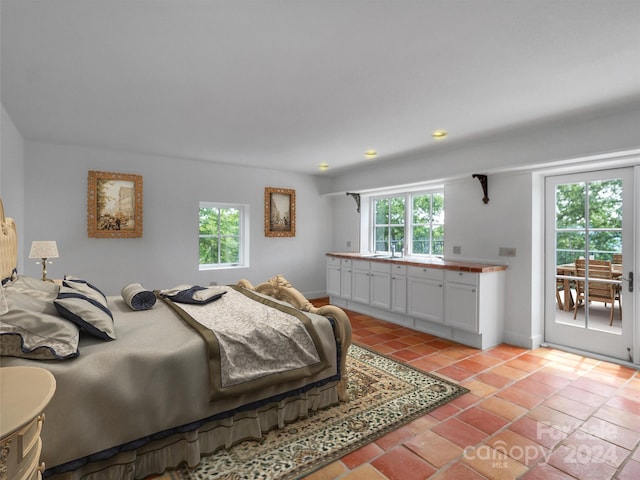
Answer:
341, 264, 352, 298
371, 270, 391, 310
391, 264, 407, 313
391, 274, 407, 313
351, 261, 370, 304
327, 265, 341, 297
445, 282, 479, 332
408, 276, 443, 323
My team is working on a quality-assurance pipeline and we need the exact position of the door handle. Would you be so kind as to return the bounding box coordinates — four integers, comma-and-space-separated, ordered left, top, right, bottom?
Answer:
621, 271, 633, 292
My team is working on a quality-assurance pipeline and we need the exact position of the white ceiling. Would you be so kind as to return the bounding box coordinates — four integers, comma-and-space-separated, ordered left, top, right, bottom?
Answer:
2, 0, 640, 175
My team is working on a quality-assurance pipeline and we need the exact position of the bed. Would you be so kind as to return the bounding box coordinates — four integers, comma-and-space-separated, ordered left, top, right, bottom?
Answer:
0, 198, 351, 480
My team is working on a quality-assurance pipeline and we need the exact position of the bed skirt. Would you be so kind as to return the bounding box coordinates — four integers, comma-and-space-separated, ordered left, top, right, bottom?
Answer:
47, 380, 340, 480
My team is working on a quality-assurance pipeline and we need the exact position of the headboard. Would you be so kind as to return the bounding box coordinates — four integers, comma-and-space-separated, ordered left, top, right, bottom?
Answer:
0, 198, 18, 282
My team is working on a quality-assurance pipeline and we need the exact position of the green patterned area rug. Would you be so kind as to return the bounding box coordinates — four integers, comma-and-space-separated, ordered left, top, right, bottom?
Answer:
173, 344, 469, 480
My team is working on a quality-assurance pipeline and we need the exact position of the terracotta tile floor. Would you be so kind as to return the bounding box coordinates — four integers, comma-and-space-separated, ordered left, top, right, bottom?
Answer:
301, 306, 640, 480
153, 304, 640, 480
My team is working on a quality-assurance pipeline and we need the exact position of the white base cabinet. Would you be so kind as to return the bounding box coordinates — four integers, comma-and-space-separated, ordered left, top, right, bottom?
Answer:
326, 257, 353, 298
351, 260, 371, 304
326, 256, 341, 297
407, 266, 444, 324
341, 259, 353, 299
370, 262, 391, 310
390, 264, 407, 314
444, 270, 505, 348
327, 256, 506, 350
445, 271, 479, 332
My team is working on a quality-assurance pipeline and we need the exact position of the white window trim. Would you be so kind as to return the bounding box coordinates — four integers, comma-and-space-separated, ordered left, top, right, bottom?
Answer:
364, 188, 444, 257
199, 201, 250, 270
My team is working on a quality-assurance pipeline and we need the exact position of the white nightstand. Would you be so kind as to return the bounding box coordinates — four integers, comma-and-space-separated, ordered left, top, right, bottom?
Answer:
1, 366, 56, 480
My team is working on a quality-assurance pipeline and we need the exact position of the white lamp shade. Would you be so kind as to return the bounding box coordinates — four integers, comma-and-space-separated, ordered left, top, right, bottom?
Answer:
29, 241, 60, 259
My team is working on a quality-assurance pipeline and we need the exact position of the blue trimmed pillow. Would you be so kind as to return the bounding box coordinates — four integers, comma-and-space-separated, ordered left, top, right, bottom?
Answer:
121, 282, 156, 311
62, 276, 108, 300
163, 285, 226, 304
54, 277, 115, 340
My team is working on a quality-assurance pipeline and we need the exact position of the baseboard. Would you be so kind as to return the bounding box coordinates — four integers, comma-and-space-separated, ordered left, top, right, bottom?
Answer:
502, 330, 542, 350
304, 290, 327, 301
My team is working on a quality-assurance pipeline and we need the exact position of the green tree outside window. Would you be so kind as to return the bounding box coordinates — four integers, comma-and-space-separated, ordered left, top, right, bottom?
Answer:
199, 205, 243, 266
555, 179, 622, 265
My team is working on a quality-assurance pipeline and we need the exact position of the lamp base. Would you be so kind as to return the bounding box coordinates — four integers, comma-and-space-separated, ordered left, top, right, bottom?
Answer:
39, 258, 52, 282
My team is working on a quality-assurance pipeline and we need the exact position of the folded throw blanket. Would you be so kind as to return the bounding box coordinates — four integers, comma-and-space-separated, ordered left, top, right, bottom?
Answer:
121, 283, 156, 311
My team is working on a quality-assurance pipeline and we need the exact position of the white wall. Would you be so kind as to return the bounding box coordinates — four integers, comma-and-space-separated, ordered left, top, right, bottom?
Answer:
0, 104, 26, 273
444, 173, 535, 348
22, 141, 334, 296
331, 193, 360, 253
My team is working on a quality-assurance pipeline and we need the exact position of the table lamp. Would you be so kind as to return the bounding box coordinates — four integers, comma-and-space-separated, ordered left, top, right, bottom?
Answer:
29, 241, 59, 282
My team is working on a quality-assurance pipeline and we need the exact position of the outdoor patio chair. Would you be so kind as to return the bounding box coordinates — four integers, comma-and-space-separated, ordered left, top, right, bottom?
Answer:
573, 259, 621, 326
556, 276, 573, 310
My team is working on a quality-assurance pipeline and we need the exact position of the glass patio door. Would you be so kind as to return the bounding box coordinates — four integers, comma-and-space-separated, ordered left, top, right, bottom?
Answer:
545, 168, 635, 362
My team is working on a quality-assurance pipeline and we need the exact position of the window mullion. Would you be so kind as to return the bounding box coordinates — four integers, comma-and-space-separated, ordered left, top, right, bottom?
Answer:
387, 201, 391, 253
217, 212, 222, 264
406, 193, 412, 256
429, 194, 433, 255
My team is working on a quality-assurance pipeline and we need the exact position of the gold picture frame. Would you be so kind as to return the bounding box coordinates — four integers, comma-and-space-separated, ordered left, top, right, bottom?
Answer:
88, 171, 143, 238
264, 187, 295, 237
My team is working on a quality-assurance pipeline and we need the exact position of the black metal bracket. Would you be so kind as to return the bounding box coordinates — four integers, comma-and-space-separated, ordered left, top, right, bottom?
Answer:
472, 174, 489, 204
346, 192, 361, 213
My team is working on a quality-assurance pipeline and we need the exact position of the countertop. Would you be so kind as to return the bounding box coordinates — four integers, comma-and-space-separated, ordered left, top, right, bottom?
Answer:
326, 252, 507, 273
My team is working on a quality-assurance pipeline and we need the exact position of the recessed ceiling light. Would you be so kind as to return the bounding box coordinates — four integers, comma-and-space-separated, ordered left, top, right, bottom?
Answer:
318, 162, 329, 171
364, 149, 377, 159
432, 130, 448, 139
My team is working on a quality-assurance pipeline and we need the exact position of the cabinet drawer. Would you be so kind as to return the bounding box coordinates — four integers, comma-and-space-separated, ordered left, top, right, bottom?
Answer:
3, 414, 44, 475
326, 257, 341, 268
352, 260, 370, 272
21, 414, 44, 460
16, 437, 42, 480
341, 259, 352, 269
445, 270, 479, 286
408, 266, 443, 281
371, 261, 391, 274
391, 264, 407, 276
27, 462, 43, 480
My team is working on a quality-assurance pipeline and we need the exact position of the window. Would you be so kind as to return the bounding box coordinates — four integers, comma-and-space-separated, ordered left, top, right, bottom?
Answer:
371, 191, 444, 256
373, 196, 405, 253
199, 202, 249, 269
411, 192, 444, 255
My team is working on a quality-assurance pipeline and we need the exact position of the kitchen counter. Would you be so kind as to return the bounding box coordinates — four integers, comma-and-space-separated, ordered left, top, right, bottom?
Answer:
326, 252, 507, 273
